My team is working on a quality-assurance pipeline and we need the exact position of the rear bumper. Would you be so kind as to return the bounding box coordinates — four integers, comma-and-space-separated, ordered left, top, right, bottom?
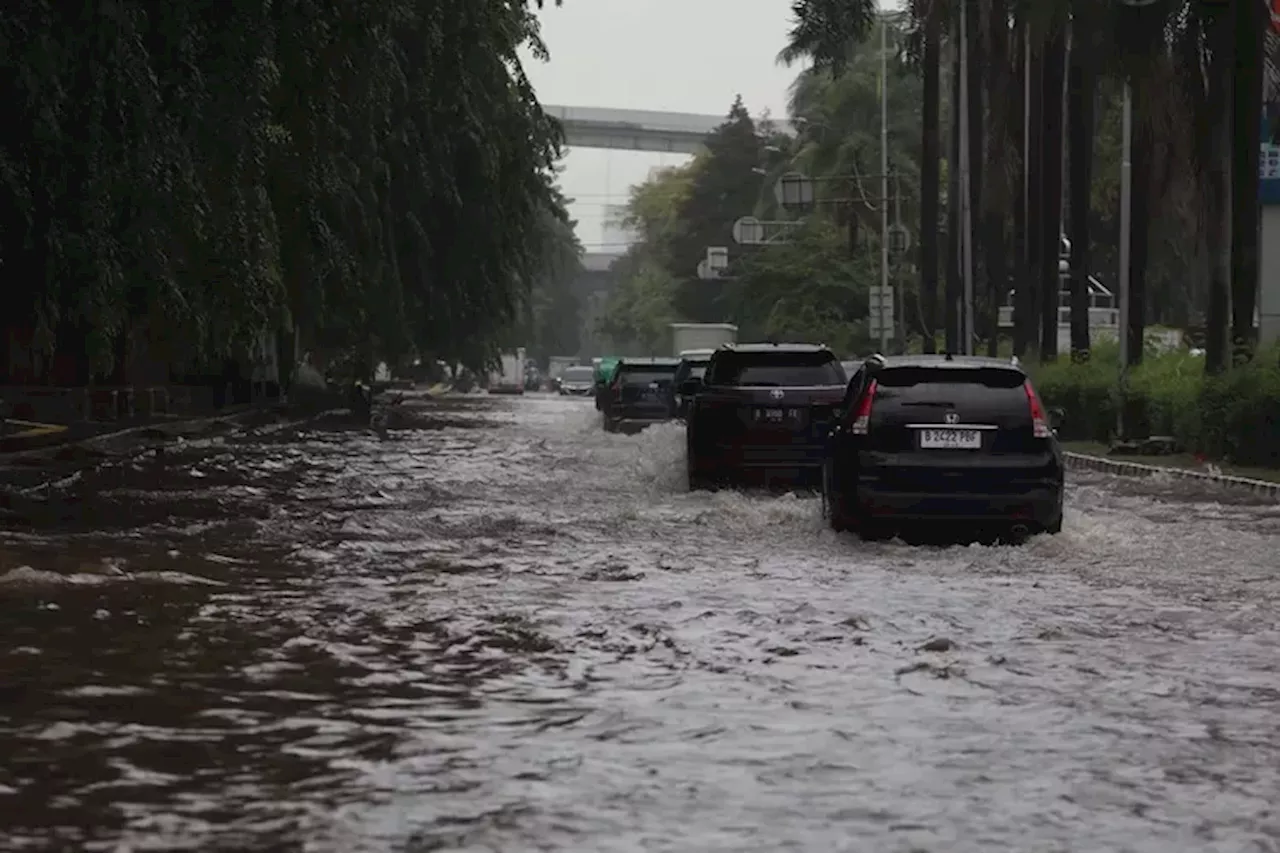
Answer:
698, 442, 825, 469
850, 484, 1060, 524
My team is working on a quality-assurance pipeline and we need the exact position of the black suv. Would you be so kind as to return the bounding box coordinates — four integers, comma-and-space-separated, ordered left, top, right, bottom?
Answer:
668, 349, 714, 420
822, 353, 1065, 540
685, 343, 847, 489
602, 357, 680, 433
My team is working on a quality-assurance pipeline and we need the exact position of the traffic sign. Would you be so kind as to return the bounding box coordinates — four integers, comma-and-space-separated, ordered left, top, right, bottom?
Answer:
868, 285, 895, 337
868, 285, 895, 311
732, 216, 765, 245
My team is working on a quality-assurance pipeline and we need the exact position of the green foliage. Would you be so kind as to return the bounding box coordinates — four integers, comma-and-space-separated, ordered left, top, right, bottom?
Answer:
597, 98, 771, 348
729, 219, 877, 355
1033, 343, 1280, 468
0, 0, 574, 381
597, 261, 678, 354
600, 22, 920, 355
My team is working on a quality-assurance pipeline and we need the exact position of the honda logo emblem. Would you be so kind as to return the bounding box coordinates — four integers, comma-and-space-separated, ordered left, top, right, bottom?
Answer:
944, 412, 959, 424
769, 389, 785, 400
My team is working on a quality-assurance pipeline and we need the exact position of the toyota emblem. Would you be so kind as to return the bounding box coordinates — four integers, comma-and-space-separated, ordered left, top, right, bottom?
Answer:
769, 389, 785, 400
944, 412, 959, 424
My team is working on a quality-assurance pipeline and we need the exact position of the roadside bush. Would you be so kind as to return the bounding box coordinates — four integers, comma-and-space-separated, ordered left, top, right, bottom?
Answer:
1031, 342, 1280, 469
1031, 342, 1119, 443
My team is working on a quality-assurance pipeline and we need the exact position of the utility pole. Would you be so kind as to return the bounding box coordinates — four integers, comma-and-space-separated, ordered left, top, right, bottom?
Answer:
958, 0, 974, 354
879, 0, 890, 354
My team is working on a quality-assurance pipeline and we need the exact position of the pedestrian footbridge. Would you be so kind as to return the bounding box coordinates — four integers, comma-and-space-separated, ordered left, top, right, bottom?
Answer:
543, 105, 793, 155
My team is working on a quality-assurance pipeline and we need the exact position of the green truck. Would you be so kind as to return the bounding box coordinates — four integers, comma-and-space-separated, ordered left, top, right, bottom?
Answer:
592, 356, 621, 411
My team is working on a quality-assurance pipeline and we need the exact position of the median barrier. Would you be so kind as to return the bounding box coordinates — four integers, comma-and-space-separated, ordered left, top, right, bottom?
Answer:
1065, 451, 1280, 499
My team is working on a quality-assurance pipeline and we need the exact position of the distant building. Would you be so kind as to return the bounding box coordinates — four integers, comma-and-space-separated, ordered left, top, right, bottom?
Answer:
600, 204, 638, 251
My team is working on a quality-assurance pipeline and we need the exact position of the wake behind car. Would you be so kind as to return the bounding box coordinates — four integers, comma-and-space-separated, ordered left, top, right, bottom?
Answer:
685, 343, 847, 489
668, 348, 715, 420
602, 357, 680, 433
822, 353, 1065, 540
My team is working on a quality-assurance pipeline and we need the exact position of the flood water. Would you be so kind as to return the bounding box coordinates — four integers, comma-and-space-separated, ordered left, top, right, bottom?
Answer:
2, 393, 1279, 852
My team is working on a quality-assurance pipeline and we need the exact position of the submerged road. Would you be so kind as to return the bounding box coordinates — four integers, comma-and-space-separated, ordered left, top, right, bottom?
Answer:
1, 393, 1278, 852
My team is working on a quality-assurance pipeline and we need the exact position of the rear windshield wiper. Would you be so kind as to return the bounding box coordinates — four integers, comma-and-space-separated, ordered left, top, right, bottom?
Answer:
899, 400, 955, 407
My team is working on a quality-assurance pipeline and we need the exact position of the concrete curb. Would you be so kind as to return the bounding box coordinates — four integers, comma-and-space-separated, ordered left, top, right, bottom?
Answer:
5, 407, 347, 497
1065, 452, 1280, 499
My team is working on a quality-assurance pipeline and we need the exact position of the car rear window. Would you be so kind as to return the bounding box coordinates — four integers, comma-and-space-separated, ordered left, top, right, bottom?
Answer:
709, 352, 845, 387
619, 366, 677, 385
676, 361, 709, 381
872, 366, 1029, 408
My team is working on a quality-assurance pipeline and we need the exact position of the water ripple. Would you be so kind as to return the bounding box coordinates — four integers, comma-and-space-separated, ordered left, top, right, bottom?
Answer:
0, 392, 1277, 852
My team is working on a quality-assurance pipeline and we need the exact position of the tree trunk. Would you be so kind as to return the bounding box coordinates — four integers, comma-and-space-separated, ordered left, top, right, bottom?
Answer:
1205, 13, 1234, 374
1066, 27, 1095, 361
1230, 0, 1265, 362
946, 34, 962, 353
1039, 27, 1067, 362
983, 0, 1011, 357
965, 0, 985, 335
920, 6, 941, 353
1012, 26, 1030, 356
985, 212, 1007, 356
1024, 35, 1044, 358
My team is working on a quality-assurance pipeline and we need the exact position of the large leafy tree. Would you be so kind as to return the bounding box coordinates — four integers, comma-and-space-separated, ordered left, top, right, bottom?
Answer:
0, 0, 573, 385
666, 97, 770, 323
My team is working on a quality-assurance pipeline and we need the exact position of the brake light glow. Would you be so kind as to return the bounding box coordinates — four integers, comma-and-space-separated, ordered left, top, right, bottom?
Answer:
847, 379, 877, 434
1024, 380, 1050, 438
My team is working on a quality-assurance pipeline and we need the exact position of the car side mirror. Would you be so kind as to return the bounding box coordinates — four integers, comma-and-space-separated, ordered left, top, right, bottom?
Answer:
679, 379, 701, 396
1048, 407, 1065, 430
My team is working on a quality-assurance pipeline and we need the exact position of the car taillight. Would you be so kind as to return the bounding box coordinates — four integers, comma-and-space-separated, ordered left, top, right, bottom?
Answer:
1024, 380, 1050, 438
611, 375, 623, 398
847, 379, 877, 434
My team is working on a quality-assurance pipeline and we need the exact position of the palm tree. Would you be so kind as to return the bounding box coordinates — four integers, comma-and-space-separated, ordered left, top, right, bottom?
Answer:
1067, 2, 1101, 360
778, 0, 877, 67
915, 0, 943, 351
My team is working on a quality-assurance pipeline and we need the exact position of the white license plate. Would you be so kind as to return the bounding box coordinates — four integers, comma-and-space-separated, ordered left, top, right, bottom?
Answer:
919, 428, 982, 449
758, 408, 800, 423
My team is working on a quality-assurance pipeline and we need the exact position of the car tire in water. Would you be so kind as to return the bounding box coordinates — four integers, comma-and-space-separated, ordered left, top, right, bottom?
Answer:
821, 465, 848, 532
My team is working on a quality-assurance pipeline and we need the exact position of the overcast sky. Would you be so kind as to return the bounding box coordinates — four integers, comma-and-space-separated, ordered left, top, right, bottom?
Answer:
521, 0, 903, 253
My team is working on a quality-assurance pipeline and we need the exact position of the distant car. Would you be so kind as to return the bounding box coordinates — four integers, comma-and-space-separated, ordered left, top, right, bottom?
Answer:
685, 343, 847, 489
668, 348, 715, 420
602, 357, 680, 433
822, 353, 1065, 541
558, 365, 595, 396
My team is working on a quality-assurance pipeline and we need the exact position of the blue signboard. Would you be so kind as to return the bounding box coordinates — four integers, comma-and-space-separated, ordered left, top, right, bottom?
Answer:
1264, 80, 1280, 204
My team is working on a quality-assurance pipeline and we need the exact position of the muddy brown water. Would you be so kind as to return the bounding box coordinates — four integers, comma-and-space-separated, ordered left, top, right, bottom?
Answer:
1, 393, 1278, 852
